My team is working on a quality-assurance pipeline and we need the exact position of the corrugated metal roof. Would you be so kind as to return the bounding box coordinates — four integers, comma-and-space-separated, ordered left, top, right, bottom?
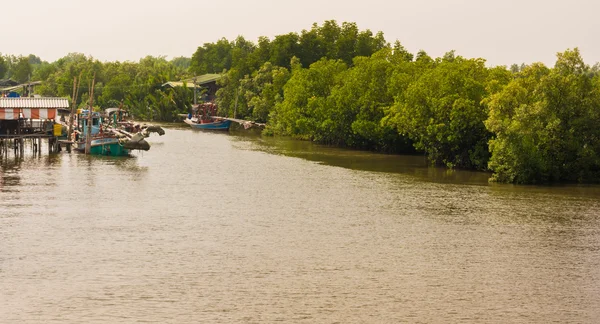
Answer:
162, 81, 195, 88
190, 74, 222, 85
0, 81, 43, 92
162, 74, 222, 88
0, 97, 70, 109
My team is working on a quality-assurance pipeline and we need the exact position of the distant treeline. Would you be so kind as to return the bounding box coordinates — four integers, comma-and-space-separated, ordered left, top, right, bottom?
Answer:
2, 20, 600, 184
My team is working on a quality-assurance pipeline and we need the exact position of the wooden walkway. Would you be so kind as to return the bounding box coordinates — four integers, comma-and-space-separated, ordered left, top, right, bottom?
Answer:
224, 118, 266, 129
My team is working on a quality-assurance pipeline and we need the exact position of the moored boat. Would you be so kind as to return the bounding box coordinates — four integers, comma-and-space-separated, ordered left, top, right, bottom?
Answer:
73, 110, 132, 156
184, 117, 232, 130
185, 102, 231, 131
74, 136, 130, 156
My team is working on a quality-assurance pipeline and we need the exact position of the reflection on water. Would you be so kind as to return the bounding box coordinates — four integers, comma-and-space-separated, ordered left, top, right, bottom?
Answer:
1, 128, 600, 323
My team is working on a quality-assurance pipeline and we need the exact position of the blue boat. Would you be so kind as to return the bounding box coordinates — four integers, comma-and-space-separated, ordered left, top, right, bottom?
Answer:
185, 102, 232, 131
184, 117, 232, 130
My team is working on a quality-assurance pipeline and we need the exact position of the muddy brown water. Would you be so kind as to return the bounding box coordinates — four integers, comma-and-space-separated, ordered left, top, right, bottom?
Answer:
2, 126, 599, 323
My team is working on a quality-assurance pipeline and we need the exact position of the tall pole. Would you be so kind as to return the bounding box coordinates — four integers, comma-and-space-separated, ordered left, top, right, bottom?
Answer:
233, 87, 239, 119
85, 73, 96, 154
68, 72, 82, 141
68, 76, 77, 141
193, 76, 197, 105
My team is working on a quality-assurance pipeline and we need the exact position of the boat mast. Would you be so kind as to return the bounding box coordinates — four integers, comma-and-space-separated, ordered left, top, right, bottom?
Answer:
85, 74, 96, 154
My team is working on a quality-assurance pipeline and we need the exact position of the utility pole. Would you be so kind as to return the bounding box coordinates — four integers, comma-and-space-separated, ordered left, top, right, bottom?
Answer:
85, 73, 96, 154
68, 73, 81, 141
233, 87, 239, 119
193, 76, 197, 105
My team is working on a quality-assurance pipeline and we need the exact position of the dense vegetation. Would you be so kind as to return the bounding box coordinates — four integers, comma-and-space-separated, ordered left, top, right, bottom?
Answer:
0, 53, 192, 121
2, 20, 599, 184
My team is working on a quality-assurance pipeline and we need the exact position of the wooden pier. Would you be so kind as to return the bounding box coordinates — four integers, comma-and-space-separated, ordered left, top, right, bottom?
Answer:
225, 118, 266, 130
0, 97, 71, 158
0, 134, 61, 158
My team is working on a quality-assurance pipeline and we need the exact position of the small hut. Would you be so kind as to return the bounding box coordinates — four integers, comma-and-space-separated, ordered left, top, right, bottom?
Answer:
162, 74, 222, 102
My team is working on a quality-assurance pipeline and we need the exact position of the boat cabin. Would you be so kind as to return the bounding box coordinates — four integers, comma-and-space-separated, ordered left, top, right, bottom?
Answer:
76, 110, 103, 137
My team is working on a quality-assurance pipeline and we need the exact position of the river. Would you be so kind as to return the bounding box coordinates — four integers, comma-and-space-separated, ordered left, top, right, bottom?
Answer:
1, 125, 600, 323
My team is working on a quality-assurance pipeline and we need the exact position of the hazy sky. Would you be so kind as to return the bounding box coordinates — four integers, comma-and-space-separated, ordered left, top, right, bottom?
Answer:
4, 0, 598, 67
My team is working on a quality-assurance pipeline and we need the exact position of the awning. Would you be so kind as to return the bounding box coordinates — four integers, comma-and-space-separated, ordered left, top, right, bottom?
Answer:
0, 97, 67, 120
22, 108, 56, 119
0, 108, 57, 120
0, 108, 21, 120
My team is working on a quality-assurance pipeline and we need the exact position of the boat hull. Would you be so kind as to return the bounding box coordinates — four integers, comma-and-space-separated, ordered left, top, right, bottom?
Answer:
74, 137, 130, 156
185, 118, 231, 131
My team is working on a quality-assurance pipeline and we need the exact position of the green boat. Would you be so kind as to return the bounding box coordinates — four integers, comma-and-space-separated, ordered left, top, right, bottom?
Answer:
73, 110, 132, 156
73, 109, 160, 156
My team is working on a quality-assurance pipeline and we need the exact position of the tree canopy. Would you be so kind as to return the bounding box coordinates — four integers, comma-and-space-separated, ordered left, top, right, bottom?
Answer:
3, 20, 599, 184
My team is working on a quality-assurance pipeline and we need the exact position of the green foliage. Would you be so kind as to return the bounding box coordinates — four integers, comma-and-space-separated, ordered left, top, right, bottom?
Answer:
244, 62, 290, 122
27, 54, 42, 65
0, 54, 7, 78
389, 55, 500, 169
191, 19, 391, 129
25, 53, 187, 121
190, 38, 233, 75
269, 33, 301, 69
328, 49, 412, 152
171, 56, 191, 70
11, 56, 33, 83
6, 21, 599, 185
270, 58, 347, 141
486, 49, 600, 183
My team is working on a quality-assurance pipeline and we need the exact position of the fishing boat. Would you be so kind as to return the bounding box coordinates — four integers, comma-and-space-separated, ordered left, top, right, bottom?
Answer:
82, 136, 130, 156
73, 109, 165, 156
73, 110, 132, 156
184, 102, 232, 131
184, 117, 232, 130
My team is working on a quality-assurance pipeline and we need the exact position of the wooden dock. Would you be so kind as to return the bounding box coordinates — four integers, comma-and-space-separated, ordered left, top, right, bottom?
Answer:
224, 118, 266, 130
180, 114, 267, 130
0, 134, 61, 158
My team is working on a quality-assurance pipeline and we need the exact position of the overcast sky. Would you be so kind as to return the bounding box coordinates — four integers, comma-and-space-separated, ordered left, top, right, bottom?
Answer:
3, 0, 598, 67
